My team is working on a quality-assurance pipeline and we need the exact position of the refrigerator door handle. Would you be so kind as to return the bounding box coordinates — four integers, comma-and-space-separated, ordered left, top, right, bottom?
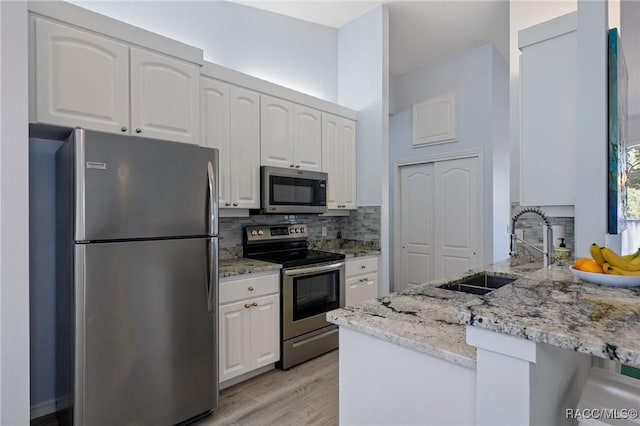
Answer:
207, 160, 218, 236
207, 237, 218, 313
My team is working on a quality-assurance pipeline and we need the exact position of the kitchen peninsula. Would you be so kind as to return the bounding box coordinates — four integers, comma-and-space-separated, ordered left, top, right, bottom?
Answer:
327, 260, 640, 425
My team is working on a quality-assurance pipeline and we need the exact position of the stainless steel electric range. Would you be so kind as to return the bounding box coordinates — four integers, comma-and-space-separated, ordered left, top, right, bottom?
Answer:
243, 224, 345, 369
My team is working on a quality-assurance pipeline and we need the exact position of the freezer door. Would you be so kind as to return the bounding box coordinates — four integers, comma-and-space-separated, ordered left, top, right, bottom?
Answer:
74, 238, 218, 426
72, 128, 218, 241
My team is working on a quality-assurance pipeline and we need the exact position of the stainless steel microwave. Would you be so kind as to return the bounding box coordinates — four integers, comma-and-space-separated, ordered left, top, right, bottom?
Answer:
261, 166, 328, 214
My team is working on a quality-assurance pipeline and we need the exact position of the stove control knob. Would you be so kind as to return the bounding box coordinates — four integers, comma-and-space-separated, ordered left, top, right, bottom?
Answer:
289, 228, 295, 234
250, 230, 258, 236
258, 230, 264, 236
299, 227, 305, 233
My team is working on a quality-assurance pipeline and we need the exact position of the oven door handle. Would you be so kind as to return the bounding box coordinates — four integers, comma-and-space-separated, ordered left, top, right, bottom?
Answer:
283, 262, 345, 276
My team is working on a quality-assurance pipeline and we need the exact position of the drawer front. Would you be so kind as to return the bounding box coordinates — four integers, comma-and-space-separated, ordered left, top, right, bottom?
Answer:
220, 272, 279, 305
346, 257, 378, 277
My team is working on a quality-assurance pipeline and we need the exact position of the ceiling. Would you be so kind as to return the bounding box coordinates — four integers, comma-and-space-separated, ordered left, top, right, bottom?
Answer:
231, 0, 637, 116
229, 0, 509, 76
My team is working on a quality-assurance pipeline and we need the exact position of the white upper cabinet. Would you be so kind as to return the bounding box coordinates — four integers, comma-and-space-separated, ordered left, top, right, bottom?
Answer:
519, 13, 576, 206
229, 86, 260, 209
261, 95, 295, 169
31, 17, 200, 144
201, 77, 260, 209
33, 17, 130, 134
322, 113, 357, 210
293, 105, 322, 172
130, 47, 200, 144
261, 95, 322, 171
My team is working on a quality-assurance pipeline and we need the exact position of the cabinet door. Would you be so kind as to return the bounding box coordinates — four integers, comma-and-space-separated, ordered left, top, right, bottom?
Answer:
341, 118, 358, 209
130, 47, 200, 144
260, 95, 294, 168
322, 113, 344, 209
520, 29, 576, 206
345, 276, 362, 306
219, 301, 251, 382
249, 294, 280, 369
293, 105, 322, 172
201, 77, 231, 207
33, 18, 129, 133
229, 87, 260, 209
361, 274, 378, 303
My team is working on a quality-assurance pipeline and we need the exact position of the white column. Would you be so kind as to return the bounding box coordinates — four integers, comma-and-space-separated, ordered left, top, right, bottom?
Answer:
575, 0, 608, 257
0, 0, 30, 424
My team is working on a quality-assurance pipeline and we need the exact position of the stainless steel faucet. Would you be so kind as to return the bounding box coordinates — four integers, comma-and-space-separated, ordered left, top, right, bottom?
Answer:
510, 208, 554, 267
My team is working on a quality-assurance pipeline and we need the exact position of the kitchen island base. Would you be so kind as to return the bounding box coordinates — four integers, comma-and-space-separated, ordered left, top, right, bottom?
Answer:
339, 328, 475, 425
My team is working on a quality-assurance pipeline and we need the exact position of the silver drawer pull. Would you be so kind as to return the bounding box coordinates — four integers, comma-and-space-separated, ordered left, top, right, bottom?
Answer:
244, 303, 252, 309
252, 302, 258, 307
248, 286, 254, 291
361, 265, 366, 269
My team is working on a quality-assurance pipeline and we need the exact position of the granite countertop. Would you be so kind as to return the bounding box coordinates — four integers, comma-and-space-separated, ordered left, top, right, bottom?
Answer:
326, 248, 381, 259
327, 258, 640, 369
219, 257, 281, 278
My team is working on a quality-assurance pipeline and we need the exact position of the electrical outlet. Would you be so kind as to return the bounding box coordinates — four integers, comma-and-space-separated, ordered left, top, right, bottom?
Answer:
321, 226, 327, 237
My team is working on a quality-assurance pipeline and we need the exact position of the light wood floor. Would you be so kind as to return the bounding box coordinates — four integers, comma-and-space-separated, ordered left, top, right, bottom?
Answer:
196, 350, 339, 426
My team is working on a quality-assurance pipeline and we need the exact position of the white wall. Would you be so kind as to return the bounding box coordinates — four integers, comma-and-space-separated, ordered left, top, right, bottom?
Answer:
389, 44, 509, 287
0, 1, 30, 424
68, 0, 339, 102
509, 0, 578, 203
629, 114, 640, 144
575, 0, 609, 257
337, 5, 389, 292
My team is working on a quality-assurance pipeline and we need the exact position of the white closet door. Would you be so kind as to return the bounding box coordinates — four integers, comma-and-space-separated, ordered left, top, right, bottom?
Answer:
398, 163, 434, 290
433, 157, 481, 278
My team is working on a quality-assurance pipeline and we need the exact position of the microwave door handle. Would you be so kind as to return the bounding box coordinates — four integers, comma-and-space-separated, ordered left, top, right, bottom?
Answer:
283, 262, 345, 276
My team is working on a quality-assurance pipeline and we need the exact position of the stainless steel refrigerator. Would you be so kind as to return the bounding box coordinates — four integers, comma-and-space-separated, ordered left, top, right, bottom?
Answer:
56, 128, 219, 425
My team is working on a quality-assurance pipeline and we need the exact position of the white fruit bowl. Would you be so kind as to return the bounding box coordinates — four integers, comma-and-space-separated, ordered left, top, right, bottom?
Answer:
569, 266, 640, 287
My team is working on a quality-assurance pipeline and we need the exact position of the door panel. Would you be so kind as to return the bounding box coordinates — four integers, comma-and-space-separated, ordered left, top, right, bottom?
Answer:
201, 77, 231, 207
77, 238, 215, 426
130, 47, 200, 144
261, 95, 294, 168
321, 114, 341, 208
434, 158, 480, 278
293, 105, 322, 172
230, 87, 260, 208
34, 17, 129, 133
399, 164, 434, 290
219, 302, 250, 382
342, 119, 357, 209
251, 295, 280, 368
77, 129, 217, 240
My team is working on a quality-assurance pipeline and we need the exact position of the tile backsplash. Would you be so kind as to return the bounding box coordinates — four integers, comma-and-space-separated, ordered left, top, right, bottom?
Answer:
219, 206, 381, 259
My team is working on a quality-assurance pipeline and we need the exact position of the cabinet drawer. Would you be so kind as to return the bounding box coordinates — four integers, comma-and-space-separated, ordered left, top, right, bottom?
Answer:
220, 272, 279, 304
346, 257, 378, 277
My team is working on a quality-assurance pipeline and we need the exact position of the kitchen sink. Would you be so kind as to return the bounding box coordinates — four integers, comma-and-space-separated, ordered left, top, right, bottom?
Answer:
437, 273, 517, 296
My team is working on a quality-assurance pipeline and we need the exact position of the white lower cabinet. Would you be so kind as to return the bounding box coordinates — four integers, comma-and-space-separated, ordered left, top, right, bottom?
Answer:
345, 256, 379, 306
219, 272, 280, 383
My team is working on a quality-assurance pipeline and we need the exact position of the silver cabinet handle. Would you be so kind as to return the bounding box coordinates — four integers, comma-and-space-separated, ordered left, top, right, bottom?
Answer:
252, 302, 258, 307
225, 203, 230, 207
121, 126, 127, 132
248, 286, 254, 291
233, 203, 238, 207
135, 128, 142, 133
244, 303, 252, 309
361, 265, 366, 269
295, 165, 300, 168
289, 164, 295, 168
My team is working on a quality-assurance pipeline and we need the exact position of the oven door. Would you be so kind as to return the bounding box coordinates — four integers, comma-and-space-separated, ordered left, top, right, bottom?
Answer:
262, 166, 327, 214
282, 261, 345, 340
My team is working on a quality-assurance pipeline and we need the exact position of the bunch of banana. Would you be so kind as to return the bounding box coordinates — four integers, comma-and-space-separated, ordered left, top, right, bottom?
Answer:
590, 244, 640, 276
